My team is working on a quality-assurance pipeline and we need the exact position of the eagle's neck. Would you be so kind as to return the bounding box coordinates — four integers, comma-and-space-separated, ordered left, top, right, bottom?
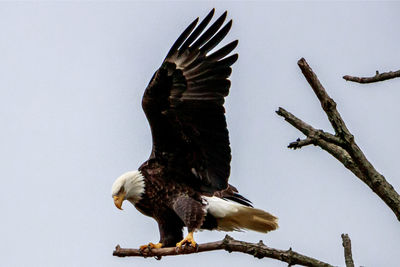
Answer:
124, 170, 146, 204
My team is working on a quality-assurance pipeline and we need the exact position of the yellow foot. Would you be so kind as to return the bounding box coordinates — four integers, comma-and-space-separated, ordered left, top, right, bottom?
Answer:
139, 242, 163, 251
176, 232, 197, 248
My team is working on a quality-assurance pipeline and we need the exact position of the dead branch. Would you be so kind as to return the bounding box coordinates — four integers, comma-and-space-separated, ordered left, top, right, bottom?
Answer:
341, 234, 355, 267
277, 58, 400, 221
113, 235, 334, 266
343, 69, 400, 83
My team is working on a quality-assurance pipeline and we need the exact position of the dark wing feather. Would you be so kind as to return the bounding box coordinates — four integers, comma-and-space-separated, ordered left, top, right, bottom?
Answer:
142, 9, 238, 194
179, 9, 215, 53
214, 184, 253, 207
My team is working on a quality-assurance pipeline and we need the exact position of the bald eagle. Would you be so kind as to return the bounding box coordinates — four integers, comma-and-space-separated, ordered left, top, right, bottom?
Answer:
111, 9, 278, 250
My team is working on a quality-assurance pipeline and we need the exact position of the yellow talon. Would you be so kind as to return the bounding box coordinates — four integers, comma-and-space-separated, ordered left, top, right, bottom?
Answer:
139, 242, 163, 251
176, 232, 197, 248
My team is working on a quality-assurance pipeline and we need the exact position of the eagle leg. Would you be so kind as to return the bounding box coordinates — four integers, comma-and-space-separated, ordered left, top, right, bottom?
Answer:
176, 232, 197, 248
139, 242, 163, 251
172, 196, 203, 249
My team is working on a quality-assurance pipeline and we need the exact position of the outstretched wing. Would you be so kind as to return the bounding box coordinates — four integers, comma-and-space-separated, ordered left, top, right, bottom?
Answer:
141, 9, 238, 194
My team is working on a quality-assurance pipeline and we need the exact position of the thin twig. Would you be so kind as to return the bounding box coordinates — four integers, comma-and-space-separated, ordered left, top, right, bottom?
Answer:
277, 58, 400, 221
113, 235, 334, 266
343, 69, 400, 83
341, 234, 355, 267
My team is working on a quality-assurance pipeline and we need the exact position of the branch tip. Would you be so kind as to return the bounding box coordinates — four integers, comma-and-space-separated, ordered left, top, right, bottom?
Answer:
341, 234, 355, 267
343, 69, 400, 83
297, 57, 306, 66
276, 107, 285, 116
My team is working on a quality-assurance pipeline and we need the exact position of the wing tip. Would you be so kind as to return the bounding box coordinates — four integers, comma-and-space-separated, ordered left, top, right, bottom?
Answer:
208, 8, 216, 17
165, 16, 199, 59
230, 53, 239, 64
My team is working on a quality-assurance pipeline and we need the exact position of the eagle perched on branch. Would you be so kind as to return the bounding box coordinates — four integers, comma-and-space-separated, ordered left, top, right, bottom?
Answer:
111, 9, 278, 250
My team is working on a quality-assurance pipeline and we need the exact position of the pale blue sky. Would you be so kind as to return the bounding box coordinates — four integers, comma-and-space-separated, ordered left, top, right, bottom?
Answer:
1, 2, 400, 267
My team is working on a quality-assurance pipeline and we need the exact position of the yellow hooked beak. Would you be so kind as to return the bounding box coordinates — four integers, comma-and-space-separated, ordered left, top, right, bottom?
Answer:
113, 191, 126, 210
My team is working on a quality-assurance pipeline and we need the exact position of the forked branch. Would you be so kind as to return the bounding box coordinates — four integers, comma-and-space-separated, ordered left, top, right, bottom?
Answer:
343, 69, 400, 83
113, 235, 334, 266
277, 58, 400, 221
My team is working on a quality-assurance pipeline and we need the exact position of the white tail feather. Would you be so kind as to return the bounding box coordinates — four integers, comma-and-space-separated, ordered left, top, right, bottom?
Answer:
203, 196, 278, 233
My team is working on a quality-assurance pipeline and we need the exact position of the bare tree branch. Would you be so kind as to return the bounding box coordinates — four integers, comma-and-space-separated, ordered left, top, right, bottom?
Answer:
277, 58, 400, 221
288, 137, 314, 149
276, 108, 363, 178
298, 58, 351, 139
343, 69, 400, 83
276, 108, 344, 147
341, 234, 355, 267
113, 235, 334, 266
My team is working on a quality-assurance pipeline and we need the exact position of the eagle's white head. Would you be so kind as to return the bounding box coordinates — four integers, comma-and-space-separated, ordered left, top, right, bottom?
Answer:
111, 170, 145, 210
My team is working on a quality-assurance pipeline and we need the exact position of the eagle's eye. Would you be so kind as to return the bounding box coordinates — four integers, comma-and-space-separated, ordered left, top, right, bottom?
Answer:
117, 186, 124, 195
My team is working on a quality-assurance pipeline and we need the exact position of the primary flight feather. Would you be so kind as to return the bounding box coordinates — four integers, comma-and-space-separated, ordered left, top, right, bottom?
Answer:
111, 9, 278, 249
